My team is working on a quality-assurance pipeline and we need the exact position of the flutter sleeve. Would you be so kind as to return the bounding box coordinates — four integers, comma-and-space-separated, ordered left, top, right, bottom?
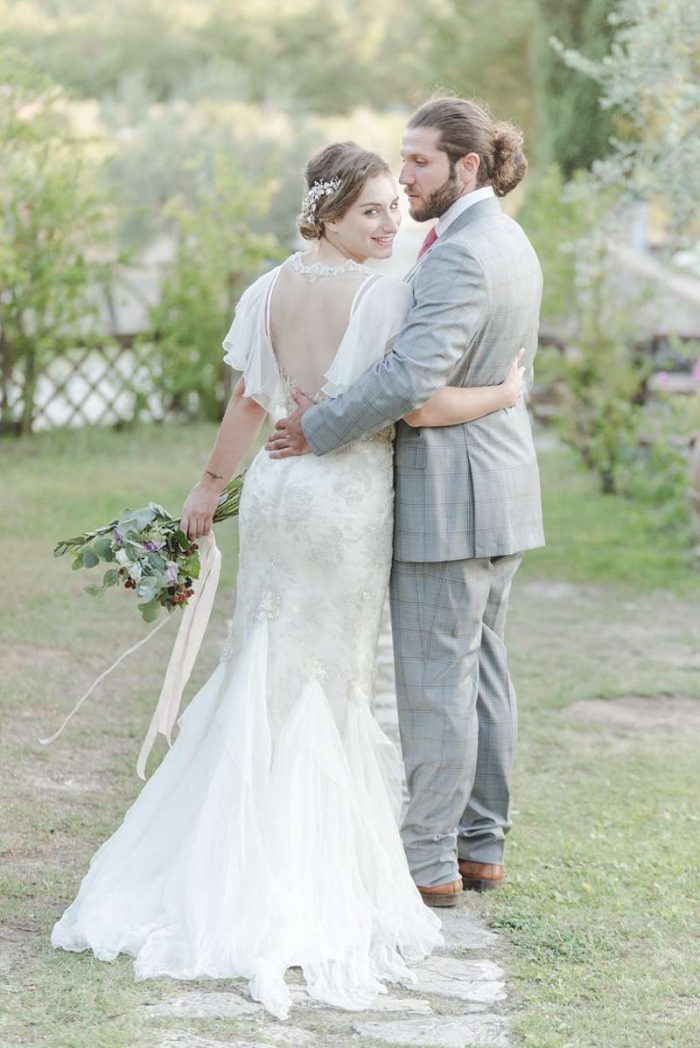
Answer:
222, 267, 283, 412
320, 275, 413, 398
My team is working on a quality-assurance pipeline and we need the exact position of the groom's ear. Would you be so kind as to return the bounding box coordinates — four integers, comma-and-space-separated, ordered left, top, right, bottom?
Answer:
456, 152, 481, 191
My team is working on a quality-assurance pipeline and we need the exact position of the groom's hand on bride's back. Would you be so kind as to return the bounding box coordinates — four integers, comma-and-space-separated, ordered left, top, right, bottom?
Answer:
266, 389, 313, 458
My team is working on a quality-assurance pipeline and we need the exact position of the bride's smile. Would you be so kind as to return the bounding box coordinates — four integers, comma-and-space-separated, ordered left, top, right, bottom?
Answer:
321, 171, 402, 264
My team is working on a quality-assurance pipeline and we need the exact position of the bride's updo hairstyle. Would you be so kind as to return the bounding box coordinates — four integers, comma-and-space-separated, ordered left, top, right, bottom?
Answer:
407, 96, 527, 197
298, 141, 391, 241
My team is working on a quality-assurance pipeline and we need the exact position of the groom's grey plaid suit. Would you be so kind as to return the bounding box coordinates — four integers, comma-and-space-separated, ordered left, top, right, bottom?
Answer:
302, 195, 544, 886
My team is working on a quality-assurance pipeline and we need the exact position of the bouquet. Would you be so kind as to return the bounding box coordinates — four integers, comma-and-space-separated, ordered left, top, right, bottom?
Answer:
54, 474, 245, 622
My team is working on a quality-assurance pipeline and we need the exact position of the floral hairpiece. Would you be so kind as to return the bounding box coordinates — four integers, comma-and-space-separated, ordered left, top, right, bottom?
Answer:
301, 177, 342, 222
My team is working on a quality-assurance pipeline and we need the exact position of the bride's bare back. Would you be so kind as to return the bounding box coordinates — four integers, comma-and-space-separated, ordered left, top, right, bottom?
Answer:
268, 253, 377, 400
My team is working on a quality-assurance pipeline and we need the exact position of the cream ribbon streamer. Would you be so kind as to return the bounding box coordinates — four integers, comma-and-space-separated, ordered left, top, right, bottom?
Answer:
136, 531, 221, 779
39, 531, 222, 782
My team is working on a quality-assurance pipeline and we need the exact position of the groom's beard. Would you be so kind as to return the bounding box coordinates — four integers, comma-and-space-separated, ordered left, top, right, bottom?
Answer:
409, 166, 463, 222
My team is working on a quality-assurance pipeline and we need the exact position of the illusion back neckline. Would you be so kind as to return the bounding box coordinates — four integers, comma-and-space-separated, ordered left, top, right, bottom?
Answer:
289, 250, 370, 281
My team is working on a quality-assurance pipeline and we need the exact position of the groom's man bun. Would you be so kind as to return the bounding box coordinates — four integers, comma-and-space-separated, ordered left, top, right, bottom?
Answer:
298, 142, 390, 240
408, 96, 528, 197
490, 122, 528, 197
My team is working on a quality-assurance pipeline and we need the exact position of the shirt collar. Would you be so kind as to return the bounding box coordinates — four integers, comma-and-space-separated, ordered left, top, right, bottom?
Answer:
436, 185, 495, 238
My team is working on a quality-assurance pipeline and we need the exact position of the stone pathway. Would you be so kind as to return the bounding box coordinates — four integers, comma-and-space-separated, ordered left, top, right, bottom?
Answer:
148, 906, 511, 1048
148, 604, 513, 1048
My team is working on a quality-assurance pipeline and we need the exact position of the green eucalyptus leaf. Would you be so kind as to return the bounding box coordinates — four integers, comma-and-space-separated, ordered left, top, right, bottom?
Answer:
71, 554, 84, 571
102, 568, 119, 587
84, 583, 103, 597
121, 506, 158, 531
81, 548, 100, 569
136, 577, 160, 601
138, 597, 162, 623
92, 536, 113, 559
149, 502, 173, 520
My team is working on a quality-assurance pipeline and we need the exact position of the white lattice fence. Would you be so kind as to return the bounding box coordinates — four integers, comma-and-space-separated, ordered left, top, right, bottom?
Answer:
8, 340, 167, 432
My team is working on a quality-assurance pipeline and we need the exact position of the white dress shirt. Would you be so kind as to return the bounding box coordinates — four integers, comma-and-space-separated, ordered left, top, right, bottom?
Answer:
436, 185, 495, 238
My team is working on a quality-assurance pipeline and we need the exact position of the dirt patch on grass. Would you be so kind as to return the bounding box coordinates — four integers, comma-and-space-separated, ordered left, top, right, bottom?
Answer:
560, 695, 700, 735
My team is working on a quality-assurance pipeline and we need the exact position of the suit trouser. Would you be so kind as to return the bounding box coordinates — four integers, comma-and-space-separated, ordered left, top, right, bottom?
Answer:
389, 552, 523, 886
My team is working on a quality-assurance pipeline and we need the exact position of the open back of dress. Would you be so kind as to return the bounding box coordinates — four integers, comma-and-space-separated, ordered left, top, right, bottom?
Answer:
267, 254, 379, 400
220, 251, 414, 418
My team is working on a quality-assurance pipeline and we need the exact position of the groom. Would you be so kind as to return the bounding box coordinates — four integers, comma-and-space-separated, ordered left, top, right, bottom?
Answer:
267, 96, 544, 907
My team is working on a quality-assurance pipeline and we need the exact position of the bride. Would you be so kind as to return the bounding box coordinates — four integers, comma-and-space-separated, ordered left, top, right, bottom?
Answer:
51, 142, 524, 1019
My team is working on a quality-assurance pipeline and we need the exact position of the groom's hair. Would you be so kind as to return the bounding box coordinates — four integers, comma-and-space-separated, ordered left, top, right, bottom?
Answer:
407, 96, 528, 197
298, 142, 390, 240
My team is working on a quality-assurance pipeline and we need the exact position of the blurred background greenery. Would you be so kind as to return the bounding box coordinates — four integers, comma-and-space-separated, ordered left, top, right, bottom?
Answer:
1, 0, 699, 539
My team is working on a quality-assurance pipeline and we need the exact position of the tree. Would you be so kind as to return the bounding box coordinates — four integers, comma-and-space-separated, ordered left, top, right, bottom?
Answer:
144, 153, 281, 421
0, 51, 115, 435
1, 0, 540, 138
521, 0, 700, 495
550, 0, 700, 247
520, 170, 650, 494
533, 0, 616, 176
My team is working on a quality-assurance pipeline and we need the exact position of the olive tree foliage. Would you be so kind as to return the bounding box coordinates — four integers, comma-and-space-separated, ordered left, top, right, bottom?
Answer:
103, 100, 319, 252
523, 0, 700, 498
550, 0, 700, 247
2, 0, 539, 135
0, 51, 115, 435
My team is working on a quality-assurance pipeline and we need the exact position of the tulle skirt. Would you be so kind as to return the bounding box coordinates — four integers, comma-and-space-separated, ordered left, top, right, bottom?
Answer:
51, 615, 442, 1018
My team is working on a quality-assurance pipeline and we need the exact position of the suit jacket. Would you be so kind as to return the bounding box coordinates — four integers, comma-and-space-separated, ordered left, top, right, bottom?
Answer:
301, 196, 545, 561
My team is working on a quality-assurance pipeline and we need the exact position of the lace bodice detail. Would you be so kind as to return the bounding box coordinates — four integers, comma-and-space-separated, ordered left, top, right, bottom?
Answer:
288, 250, 368, 281
222, 253, 413, 413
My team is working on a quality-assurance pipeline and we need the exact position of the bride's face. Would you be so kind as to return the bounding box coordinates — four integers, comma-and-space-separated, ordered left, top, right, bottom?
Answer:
325, 173, 401, 262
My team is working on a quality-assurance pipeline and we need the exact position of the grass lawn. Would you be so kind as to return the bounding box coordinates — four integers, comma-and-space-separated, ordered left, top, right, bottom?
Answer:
1, 422, 699, 1048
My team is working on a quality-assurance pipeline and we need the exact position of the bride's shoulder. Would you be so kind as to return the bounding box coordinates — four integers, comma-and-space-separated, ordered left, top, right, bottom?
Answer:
233, 261, 284, 314
364, 271, 408, 290
247, 261, 285, 292
357, 272, 413, 312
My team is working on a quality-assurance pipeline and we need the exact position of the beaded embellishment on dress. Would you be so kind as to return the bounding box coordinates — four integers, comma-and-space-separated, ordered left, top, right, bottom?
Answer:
289, 250, 369, 281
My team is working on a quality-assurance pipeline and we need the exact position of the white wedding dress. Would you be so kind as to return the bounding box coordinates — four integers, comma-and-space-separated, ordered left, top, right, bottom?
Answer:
51, 252, 442, 1019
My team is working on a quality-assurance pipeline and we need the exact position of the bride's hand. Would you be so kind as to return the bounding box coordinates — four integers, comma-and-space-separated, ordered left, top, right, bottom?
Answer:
180, 481, 221, 539
502, 348, 526, 408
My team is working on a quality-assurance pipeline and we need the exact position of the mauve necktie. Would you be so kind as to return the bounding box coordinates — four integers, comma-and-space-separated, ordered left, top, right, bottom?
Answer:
417, 225, 438, 259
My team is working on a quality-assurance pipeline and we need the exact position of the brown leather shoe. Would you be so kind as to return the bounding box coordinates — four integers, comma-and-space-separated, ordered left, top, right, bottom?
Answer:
459, 860, 504, 893
417, 878, 463, 908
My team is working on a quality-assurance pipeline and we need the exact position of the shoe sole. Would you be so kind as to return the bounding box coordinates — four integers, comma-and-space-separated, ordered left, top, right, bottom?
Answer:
418, 890, 461, 908
461, 876, 501, 893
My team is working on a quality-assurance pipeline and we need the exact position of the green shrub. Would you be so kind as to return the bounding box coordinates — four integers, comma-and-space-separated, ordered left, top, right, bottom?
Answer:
143, 153, 281, 421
